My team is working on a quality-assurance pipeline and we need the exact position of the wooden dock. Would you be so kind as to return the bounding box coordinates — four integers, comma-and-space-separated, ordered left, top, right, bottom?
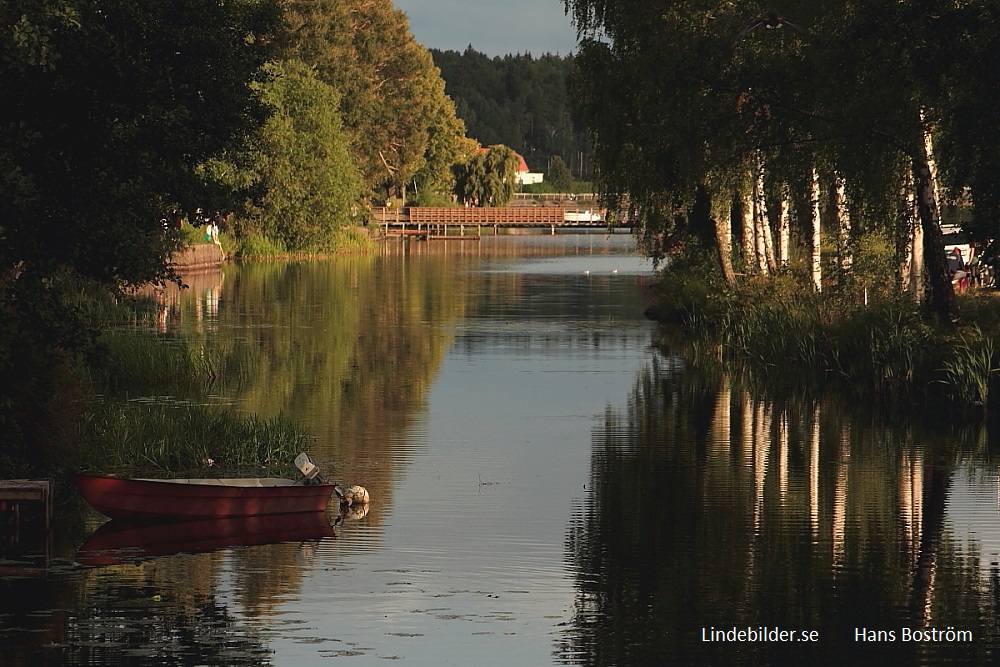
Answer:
0, 479, 53, 532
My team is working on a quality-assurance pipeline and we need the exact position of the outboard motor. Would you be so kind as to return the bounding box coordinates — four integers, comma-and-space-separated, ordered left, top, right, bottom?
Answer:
295, 453, 327, 485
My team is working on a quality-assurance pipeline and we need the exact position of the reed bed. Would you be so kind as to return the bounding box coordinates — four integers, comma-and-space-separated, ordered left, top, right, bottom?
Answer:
74, 295, 309, 476
92, 329, 263, 395
647, 249, 1000, 417
938, 327, 998, 412
77, 401, 312, 477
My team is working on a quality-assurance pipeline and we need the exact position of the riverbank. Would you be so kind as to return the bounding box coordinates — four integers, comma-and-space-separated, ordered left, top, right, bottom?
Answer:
170, 242, 224, 270
644, 251, 1000, 420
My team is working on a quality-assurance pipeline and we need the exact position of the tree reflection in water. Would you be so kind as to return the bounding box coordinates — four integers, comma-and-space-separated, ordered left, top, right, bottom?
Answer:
562, 353, 1000, 666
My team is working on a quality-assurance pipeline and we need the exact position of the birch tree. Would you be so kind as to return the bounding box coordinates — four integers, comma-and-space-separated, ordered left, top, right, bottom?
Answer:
564, 0, 987, 321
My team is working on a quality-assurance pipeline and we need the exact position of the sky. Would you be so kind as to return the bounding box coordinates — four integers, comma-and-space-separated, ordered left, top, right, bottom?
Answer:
393, 0, 580, 57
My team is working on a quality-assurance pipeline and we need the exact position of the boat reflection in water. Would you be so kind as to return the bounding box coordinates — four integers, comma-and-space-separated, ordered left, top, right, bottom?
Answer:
75, 511, 338, 567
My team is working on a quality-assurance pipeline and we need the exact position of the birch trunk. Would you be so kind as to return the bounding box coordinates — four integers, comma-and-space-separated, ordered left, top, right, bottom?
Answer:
753, 161, 776, 274
776, 186, 790, 268
741, 188, 756, 272
711, 191, 737, 288
904, 171, 925, 300
833, 174, 852, 277
811, 168, 822, 292
913, 115, 953, 323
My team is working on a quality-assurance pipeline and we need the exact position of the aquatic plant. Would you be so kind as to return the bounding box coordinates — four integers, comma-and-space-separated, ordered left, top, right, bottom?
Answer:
92, 329, 264, 396
938, 327, 998, 413
236, 232, 288, 258
77, 401, 312, 477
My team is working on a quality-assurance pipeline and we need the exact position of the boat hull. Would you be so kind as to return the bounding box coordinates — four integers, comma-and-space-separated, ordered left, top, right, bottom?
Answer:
74, 474, 336, 520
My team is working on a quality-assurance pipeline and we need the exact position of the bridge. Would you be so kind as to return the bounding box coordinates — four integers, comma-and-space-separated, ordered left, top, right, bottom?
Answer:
373, 204, 614, 239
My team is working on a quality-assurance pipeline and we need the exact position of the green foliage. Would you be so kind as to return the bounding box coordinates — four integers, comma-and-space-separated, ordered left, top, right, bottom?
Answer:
77, 401, 310, 477
547, 156, 573, 192
431, 48, 590, 180
849, 231, 900, 302
285, 0, 470, 201
414, 190, 459, 207
179, 220, 212, 247
243, 59, 365, 252
646, 248, 734, 331
453, 145, 520, 206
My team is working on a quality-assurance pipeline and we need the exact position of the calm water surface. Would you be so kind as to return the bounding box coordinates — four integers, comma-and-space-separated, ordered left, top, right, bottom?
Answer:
4, 234, 1000, 665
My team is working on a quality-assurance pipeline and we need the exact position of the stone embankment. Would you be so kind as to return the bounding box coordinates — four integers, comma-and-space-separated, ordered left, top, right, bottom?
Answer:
170, 243, 224, 270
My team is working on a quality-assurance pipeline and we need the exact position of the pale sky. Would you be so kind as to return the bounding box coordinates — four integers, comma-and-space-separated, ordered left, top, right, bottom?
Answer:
393, 0, 580, 57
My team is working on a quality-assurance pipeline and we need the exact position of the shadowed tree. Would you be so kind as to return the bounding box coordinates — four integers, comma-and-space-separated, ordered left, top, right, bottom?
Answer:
0, 0, 282, 464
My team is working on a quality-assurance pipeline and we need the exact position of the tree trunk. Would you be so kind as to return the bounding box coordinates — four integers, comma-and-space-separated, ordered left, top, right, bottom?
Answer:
754, 160, 777, 274
777, 185, 790, 268
903, 172, 925, 300
740, 187, 756, 272
811, 168, 822, 292
710, 191, 738, 288
913, 119, 954, 324
833, 173, 852, 279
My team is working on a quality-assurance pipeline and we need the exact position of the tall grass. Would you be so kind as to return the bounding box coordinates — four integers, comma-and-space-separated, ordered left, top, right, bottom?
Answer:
77, 401, 312, 477
92, 328, 264, 395
646, 242, 1000, 413
234, 226, 374, 258
236, 232, 288, 258
938, 327, 997, 411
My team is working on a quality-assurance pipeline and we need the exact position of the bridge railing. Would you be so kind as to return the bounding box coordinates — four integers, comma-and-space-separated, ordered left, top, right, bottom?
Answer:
406, 207, 566, 226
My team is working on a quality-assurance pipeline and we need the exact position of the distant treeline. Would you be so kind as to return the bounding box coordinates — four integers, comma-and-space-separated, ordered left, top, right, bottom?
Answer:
430, 48, 591, 180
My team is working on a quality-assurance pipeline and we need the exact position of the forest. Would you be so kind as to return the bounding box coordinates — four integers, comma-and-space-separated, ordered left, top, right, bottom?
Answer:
430, 48, 591, 182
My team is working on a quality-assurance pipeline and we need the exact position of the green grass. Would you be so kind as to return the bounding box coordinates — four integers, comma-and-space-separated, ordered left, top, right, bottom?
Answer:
77, 401, 312, 478
71, 296, 311, 477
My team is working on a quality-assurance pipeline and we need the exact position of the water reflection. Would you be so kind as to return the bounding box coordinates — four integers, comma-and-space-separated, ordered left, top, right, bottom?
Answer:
563, 355, 1000, 665
24, 234, 995, 664
75, 513, 337, 567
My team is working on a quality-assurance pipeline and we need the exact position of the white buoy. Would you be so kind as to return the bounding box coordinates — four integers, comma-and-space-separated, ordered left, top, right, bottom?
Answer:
336, 484, 370, 507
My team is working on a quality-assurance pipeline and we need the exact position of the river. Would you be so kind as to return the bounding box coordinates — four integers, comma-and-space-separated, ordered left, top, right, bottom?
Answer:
3, 234, 1000, 665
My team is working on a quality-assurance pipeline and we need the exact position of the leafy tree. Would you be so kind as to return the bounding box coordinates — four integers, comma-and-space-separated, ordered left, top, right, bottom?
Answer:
453, 146, 519, 207
284, 0, 468, 201
547, 156, 573, 192
1, 0, 280, 286
0, 0, 282, 460
242, 59, 364, 251
563, 0, 996, 322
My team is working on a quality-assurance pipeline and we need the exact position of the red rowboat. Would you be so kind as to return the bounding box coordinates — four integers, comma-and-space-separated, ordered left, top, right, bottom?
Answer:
74, 474, 337, 520
75, 511, 336, 567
